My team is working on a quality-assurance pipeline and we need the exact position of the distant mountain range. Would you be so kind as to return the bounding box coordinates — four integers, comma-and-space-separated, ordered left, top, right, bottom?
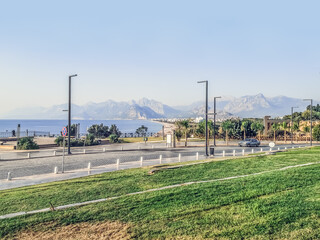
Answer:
1, 94, 315, 120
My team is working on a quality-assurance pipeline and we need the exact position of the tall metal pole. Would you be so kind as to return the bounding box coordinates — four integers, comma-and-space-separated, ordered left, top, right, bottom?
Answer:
68, 74, 77, 154
303, 99, 313, 146
197, 80, 209, 156
213, 96, 221, 146
311, 99, 313, 146
291, 106, 298, 145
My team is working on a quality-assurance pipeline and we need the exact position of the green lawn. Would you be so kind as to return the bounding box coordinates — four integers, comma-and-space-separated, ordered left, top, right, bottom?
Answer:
0, 147, 319, 239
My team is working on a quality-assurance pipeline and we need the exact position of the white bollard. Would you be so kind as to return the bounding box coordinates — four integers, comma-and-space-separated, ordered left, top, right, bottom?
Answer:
88, 162, 91, 170
252, 149, 254, 154
292, 146, 295, 149
103, 148, 106, 152
7, 172, 12, 181
121, 146, 123, 151
140, 156, 143, 167
159, 155, 162, 164
83, 149, 86, 154
285, 147, 287, 150
260, 148, 263, 152
270, 148, 272, 151
278, 147, 280, 151
233, 150, 236, 156
178, 153, 181, 162
116, 159, 120, 170
54, 166, 58, 174
53, 151, 56, 156
299, 146, 301, 148
242, 149, 245, 156
196, 152, 199, 160
222, 150, 225, 157
152, 145, 154, 149
27, 153, 30, 158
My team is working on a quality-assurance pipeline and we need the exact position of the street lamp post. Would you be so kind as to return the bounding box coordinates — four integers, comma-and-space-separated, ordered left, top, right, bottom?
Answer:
68, 74, 78, 154
303, 99, 313, 146
213, 96, 221, 146
197, 80, 209, 156
291, 106, 298, 145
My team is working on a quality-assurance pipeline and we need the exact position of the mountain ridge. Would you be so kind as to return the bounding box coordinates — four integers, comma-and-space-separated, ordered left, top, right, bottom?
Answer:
1, 94, 315, 120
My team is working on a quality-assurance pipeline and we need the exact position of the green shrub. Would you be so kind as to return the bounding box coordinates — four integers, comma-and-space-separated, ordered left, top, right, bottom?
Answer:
55, 135, 100, 147
109, 134, 119, 143
54, 136, 64, 146
17, 137, 39, 150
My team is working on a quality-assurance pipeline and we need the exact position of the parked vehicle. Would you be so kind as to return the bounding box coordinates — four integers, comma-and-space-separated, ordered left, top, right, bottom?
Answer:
238, 138, 260, 147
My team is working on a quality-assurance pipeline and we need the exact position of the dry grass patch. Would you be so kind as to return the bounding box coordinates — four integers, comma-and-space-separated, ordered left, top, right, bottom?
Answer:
15, 221, 131, 240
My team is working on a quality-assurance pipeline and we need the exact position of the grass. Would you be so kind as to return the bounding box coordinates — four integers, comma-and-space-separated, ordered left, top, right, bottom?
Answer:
0, 147, 319, 239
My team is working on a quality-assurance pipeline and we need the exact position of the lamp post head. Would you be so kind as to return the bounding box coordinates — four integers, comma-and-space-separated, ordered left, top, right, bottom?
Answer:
214, 96, 222, 99
197, 80, 208, 84
69, 74, 78, 78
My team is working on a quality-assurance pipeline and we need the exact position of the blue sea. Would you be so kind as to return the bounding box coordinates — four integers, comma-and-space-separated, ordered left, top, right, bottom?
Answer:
0, 120, 162, 135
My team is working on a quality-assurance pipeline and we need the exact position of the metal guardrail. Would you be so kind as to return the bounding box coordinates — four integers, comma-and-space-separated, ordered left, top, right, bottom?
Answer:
120, 132, 157, 138
0, 131, 50, 138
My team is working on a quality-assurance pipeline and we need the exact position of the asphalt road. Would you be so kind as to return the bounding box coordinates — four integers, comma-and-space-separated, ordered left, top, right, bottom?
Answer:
0, 142, 313, 180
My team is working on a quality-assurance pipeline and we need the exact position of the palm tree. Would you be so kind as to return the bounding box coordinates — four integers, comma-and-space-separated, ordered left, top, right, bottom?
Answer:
221, 120, 234, 146
292, 121, 300, 143
176, 120, 190, 147
241, 121, 250, 140
281, 122, 289, 143
251, 121, 265, 141
302, 124, 310, 143
271, 123, 279, 143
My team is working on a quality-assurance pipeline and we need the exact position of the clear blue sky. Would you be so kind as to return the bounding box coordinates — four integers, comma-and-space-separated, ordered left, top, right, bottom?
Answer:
1, 0, 320, 114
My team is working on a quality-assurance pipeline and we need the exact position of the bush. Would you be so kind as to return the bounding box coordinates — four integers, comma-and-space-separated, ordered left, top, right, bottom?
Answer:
17, 137, 39, 150
109, 134, 119, 143
54, 136, 64, 146
54, 135, 101, 147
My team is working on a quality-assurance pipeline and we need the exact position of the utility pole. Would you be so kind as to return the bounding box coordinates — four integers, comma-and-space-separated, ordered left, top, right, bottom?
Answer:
198, 80, 209, 156
291, 106, 298, 144
214, 96, 221, 146
68, 74, 77, 154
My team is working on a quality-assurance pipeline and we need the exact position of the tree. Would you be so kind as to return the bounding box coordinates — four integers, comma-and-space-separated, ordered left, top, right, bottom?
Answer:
251, 121, 264, 141
241, 121, 250, 140
87, 124, 110, 138
196, 120, 214, 138
109, 124, 122, 137
271, 123, 279, 142
281, 122, 289, 143
176, 120, 190, 147
312, 124, 320, 141
302, 124, 310, 142
292, 122, 300, 142
221, 120, 234, 145
66, 124, 77, 137
136, 125, 148, 137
